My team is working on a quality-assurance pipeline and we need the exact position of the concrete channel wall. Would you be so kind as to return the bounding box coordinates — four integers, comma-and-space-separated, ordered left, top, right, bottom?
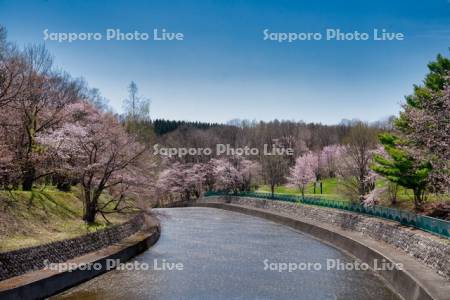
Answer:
0, 214, 146, 282
196, 196, 450, 300
0, 214, 160, 300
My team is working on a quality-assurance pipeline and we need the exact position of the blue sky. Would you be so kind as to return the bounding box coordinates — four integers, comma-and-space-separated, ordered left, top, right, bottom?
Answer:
1, 0, 449, 124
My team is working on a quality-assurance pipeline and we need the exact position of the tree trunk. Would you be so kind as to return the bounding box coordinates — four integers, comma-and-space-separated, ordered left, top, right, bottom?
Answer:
83, 202, 97, 224
57, 181, 71, 192
83, 191, 97, 224
413, 188, 424, 212
22, 164, 35, 191
54, 174, 72, 192
388, 182, 398, 205
270, 184, 275, 198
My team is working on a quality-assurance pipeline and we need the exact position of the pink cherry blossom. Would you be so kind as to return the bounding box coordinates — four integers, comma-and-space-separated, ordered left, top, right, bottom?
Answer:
287, 151, 316, 197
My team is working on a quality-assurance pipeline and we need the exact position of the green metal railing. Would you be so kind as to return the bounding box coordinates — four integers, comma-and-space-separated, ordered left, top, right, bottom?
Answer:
204, 191, 450, 239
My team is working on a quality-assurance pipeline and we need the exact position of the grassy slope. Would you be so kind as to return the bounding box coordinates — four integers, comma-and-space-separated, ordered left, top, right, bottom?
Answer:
256, 178, 445, 211
0, 186, 128, 252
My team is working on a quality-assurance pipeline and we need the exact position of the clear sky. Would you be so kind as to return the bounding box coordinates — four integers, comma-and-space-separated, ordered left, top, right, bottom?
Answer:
1, 0, 449, 124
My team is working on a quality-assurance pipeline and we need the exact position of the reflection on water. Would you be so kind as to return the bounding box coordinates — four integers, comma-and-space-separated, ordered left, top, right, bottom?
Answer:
53, 207, 400, 300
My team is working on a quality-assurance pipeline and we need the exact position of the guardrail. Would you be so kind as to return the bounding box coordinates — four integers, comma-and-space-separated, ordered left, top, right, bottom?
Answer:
204, 191, 450, 238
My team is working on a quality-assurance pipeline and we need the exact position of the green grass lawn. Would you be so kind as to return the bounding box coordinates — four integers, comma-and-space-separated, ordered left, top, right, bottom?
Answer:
257, 178, 342, 199
0, 186, 129, 252
256, 178, 447, 212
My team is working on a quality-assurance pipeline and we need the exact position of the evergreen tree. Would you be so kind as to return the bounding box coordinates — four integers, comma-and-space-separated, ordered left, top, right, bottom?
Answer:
372, 133, 432, 211
397, 53, 450, 129
372, 53, 450, 209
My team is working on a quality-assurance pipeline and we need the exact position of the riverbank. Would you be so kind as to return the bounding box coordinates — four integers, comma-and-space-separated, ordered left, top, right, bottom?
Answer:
0, 187, 130, 252
0, 212, 160, 300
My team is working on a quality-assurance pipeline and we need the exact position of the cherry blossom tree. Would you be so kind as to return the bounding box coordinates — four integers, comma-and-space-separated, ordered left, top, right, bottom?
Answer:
161, 162, 207, 201
155, 157, 261, 204
155, 163, 180, 205
9, 45, 83, 190
401, 77, 450, 191
185, 163, 208, 198
211, 158, 242, 194
287, 152, 316, 198
155, 162, 207, 205
210, 157, 261, 193
0, 47, 26, 108
336, 122, 378, 202
319, 144, 344, 178
38, 102, 152, 223
237, 158, 261, 191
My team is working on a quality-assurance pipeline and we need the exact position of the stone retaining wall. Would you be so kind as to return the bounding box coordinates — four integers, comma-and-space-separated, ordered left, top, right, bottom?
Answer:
205, 196, 450, 280
0, 213, 145, 281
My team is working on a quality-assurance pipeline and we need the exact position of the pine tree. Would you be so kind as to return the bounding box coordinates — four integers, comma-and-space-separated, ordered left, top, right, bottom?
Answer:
372, 133, 432, 211
372, 53, 450, 209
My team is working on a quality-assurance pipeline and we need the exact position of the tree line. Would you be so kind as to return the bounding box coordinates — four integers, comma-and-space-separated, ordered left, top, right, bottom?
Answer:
152, 119, 223, 135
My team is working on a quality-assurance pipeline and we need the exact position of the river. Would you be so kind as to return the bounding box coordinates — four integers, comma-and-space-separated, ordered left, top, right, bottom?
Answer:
53, 207, 400, 300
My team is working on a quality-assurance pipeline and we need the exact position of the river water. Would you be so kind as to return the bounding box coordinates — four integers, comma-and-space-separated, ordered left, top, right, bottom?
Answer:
53, 207, 400, 300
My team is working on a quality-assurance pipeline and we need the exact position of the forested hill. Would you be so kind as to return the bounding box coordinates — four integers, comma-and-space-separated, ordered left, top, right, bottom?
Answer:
152, 119, 223, 135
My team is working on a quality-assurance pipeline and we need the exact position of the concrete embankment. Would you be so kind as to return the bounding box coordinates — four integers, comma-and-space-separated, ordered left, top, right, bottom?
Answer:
0, 213, 160, 300
195, 196, 450, 300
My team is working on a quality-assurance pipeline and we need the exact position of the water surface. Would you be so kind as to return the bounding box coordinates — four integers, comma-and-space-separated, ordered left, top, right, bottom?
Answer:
53, 207, 400, 300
